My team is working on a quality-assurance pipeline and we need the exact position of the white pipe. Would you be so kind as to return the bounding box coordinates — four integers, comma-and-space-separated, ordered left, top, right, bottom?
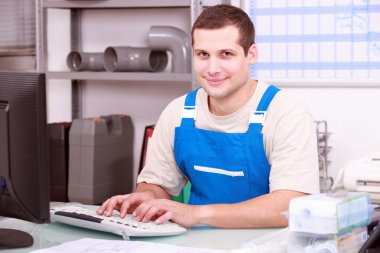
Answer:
148, 26, 192, 73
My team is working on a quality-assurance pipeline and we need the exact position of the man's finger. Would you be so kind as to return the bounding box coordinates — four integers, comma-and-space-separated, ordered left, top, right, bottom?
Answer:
155, 211, 173, 224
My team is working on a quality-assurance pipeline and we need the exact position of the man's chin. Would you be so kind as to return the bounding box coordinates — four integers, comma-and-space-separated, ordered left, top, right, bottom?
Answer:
204, 88, 229, 100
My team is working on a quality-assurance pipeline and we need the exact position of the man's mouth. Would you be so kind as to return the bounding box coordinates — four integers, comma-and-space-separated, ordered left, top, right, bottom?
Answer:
205, 77, 227, 85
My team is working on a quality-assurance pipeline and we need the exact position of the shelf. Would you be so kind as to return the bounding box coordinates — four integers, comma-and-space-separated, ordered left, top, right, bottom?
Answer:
317, 132, 332, 142
43, 0, 192, 9
46, 71, 192, 83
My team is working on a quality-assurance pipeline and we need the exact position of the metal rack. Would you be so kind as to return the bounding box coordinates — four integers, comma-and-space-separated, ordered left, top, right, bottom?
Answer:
36, 0, 207, 119
315, 120, 333, 192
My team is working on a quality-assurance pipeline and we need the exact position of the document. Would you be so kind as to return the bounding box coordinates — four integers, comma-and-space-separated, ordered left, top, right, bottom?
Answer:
30, 238, 226, 253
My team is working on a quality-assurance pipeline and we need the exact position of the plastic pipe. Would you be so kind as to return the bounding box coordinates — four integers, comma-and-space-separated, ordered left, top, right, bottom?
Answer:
103, 47, 168, 72
148, 26, 192, 73
66, 51, 105, 71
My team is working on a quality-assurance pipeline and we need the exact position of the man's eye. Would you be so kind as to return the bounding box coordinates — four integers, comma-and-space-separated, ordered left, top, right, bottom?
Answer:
222, 51, 233, 57
198, 52, 208, 57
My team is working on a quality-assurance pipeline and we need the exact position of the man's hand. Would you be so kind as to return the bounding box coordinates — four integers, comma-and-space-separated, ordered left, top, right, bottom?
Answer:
97, 183, 172, 219
97, 183, 304, 228
97, 191, 155, 218
132, 199, 202, 228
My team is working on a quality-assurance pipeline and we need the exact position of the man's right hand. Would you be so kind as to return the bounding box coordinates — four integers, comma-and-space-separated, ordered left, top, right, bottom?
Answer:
96, 191, 156, 219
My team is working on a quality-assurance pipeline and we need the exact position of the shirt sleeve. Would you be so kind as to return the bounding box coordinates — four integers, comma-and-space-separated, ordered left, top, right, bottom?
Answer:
137, 96, 187, 197
264, 92, 320, 194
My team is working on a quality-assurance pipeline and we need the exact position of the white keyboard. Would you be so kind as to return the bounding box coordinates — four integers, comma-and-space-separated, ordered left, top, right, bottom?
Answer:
50, 203, 187, 239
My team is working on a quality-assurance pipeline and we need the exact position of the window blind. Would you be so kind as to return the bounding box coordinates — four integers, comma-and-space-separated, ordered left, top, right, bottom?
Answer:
0, 0, 35, 56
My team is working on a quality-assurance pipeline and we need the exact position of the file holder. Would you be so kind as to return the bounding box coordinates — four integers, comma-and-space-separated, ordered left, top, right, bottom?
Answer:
48, 122, 71, 202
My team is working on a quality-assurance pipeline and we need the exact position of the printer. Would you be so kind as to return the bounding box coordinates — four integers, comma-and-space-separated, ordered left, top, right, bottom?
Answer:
332, 152, 380, 204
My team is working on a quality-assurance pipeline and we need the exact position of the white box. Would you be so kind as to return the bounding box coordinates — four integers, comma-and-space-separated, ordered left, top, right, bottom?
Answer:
288, 192, 371, 234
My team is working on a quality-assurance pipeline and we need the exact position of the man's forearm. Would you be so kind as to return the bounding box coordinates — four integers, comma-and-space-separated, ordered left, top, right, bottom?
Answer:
136, 182, 171, 199
197, 190, 306, 228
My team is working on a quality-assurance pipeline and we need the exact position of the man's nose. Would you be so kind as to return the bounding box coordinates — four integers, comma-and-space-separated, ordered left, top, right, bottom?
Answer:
207, 56, 221, 75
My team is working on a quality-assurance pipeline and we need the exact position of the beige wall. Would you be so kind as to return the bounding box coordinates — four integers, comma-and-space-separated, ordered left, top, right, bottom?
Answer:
0, 56, 35, 71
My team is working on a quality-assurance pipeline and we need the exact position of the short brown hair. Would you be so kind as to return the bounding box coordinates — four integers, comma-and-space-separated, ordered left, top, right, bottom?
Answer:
191, 4, 255, 55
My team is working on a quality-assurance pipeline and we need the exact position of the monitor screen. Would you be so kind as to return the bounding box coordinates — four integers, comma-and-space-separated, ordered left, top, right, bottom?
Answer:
0, 71, 50, 249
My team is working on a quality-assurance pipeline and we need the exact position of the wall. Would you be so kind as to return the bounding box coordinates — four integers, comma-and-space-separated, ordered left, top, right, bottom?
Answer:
280, 83, 380, 180
0, 56, 35, 70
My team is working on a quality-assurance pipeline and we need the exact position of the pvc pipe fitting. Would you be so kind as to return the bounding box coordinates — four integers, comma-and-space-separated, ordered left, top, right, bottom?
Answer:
148, 26, 192, 73
66, 51, 105, 71
103, 47, 168, 72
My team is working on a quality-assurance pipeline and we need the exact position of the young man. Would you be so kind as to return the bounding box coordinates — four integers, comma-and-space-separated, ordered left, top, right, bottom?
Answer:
98, 4, 319, 228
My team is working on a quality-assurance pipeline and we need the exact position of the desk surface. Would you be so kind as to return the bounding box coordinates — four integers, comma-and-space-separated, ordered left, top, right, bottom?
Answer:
0, 217, 279, 252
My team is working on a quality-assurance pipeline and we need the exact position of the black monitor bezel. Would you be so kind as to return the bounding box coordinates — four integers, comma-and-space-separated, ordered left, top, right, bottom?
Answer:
0, 71, 50, 224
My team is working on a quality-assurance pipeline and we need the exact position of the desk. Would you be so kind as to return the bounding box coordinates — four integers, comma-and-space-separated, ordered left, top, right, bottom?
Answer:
0, 217, 279, 252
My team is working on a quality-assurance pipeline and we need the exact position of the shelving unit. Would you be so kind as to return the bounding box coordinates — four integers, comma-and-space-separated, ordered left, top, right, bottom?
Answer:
36, 0, 205, 118
37, 0, 201, 71
46, 71, 192, 83
315, 120, 333, 192
42, 0, 193, 9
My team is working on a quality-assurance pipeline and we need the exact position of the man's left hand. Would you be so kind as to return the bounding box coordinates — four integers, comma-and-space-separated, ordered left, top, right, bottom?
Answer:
132, 199, 201, 227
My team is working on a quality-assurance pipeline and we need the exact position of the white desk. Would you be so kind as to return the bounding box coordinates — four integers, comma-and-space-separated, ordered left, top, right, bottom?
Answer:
0, 217, 279, 252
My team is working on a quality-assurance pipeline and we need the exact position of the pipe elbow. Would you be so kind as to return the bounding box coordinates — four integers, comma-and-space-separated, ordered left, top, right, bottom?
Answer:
148, 26, 192, 73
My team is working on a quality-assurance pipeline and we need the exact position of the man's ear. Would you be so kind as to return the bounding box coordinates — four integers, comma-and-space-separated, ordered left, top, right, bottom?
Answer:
247, 44, 258, 64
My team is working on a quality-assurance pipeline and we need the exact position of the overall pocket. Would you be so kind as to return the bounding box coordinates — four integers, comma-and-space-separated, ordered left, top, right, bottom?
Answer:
188, 159, 250, 204
193, 165, 245, 177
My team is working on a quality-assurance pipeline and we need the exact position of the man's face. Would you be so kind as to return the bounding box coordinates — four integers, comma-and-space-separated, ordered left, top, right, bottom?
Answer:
193, 25, 257, 102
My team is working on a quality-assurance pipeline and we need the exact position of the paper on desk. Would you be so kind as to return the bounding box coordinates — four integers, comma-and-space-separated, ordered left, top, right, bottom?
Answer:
30, 238, 227, 253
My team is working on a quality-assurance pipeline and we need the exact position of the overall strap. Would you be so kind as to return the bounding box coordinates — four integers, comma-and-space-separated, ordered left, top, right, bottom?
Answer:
248, 85, 280, 132
180, 87, 200, 127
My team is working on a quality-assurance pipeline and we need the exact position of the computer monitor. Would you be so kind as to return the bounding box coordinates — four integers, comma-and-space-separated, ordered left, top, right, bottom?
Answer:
0, 71, 50, 249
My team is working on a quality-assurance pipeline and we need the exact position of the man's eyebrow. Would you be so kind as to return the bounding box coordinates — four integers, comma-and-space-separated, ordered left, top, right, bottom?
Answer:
218, 48, 237, 52
193, 48, 237, 53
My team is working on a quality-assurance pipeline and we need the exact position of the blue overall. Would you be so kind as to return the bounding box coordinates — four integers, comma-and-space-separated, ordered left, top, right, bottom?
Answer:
174, 85, 280, 205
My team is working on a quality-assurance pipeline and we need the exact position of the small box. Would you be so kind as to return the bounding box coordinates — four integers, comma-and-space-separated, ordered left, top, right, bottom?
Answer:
289, 192, 371, 234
